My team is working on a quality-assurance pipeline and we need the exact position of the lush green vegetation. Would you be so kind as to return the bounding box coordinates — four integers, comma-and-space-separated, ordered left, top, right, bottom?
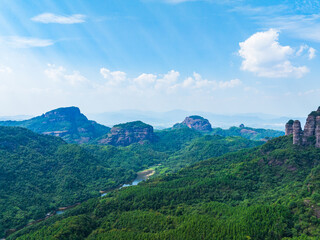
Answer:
211, 126, 284, 141
0, 126, 260, 238
0, 126, 150, 237
153, 134, 262, 174
9, 136, 320, 239
113, 121, 152, 129
0, 107, 110, 143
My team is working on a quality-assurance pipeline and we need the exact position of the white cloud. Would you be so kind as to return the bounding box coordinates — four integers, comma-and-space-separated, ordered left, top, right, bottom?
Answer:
155, 70, 180, 90
133, 73, 157, 87
308, 47, 316, 59
45, 64, 87, 86
99, 68, 241, 93
0, 65, 12, 74
218, 78, 241, 88
239, 29, 309, 78
297, 44, 308, 56
100, 68, 127, 86
0, 36, 54, 48
31, 13, 86, 24
296, 44, 316, 59
180, 72, 241, 90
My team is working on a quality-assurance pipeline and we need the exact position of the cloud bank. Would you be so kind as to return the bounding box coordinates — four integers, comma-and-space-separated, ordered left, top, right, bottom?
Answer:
239, 29, 311, 78
99, 68, 241, 93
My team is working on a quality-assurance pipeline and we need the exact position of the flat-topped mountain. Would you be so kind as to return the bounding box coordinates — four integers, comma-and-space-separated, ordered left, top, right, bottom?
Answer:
173, 115, 212, 132
0, 107, 110, 143
99, 121, 155, 146
286, 106, 320, 147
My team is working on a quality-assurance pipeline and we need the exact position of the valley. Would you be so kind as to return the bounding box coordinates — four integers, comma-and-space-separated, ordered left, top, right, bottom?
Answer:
0, 106, 274, 238
2, 107, 320, 240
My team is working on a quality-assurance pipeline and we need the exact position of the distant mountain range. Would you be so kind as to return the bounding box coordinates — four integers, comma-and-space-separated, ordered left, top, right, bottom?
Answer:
0, 107, 285, 145
87, 109, 304, 131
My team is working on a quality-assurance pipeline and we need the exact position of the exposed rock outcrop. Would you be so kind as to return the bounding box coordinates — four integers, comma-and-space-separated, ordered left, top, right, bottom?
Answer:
285, 120, 294, 135
173, 115, 212, 132
293, 120, 302, 145
316, 116, 320, 148
99, 121, 154, 146
287, 107, 320, 148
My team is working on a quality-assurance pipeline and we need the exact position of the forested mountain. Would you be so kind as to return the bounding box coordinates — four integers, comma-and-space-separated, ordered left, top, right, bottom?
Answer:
0, 106, 283, 146
172, 115, 284, 141
0, 126, 260, 238
9, 135, 320, 239
0, 107, 110, 144
211, 125, 284, 141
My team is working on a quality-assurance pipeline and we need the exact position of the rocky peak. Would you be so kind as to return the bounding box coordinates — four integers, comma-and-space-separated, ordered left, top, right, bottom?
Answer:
285, 120, 294, 135
99, 121, 154, 147
287, 107, 320, 148
173, 115, 212, 132
42, 106, 86, 122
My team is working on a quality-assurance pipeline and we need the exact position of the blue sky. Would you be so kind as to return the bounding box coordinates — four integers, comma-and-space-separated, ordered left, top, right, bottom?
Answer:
0, 0, 319, 117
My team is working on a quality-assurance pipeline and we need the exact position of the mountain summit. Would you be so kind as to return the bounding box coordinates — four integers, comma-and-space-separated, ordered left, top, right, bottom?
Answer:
0, 107, 110, 143
99, 121, 154, 146
173, 115, 212, 132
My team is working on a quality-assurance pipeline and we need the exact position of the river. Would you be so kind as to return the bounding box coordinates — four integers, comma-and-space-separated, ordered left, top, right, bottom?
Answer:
6, 169, 156, 239
101, 169, 155, 197
56, 169, 155, 214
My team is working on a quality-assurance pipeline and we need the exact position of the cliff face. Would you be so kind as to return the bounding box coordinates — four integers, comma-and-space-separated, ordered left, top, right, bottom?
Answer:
285, 120, 294, 135
0, 107, 110, 144
99, 121, 154, 146
286, 107, 320, 148
173, 116, 212, 132
293, 120, 302, 145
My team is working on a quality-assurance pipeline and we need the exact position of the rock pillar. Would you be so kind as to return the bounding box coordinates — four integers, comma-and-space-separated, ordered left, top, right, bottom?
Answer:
293, 120, 302, 145
316, 116, 320, 148
285, 120, 294, 135
303, 115, 316, 145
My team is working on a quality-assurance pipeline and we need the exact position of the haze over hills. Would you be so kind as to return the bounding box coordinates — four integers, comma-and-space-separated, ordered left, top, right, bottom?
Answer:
87, 109, 304, 131
0, 106, 285, 147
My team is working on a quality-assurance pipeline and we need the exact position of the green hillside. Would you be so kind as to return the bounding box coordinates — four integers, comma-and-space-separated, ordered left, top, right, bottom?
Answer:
0, 107, 110, 144
0, 126, 261, 238
0, 126, 166, 237
9, 135, 320, 239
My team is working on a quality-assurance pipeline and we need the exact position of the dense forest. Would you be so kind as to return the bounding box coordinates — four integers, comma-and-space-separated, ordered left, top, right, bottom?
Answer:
0, 126, 261, 238
7, 135, 320, 239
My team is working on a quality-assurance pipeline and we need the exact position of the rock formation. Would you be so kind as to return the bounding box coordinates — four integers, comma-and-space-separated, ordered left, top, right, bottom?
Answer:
286, 107, 320, 148
173, 115, 212, 132
285, 120, 294, 135
293, 120, 302, 145
316, 116, 320, 148
99, 121, 154, 147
